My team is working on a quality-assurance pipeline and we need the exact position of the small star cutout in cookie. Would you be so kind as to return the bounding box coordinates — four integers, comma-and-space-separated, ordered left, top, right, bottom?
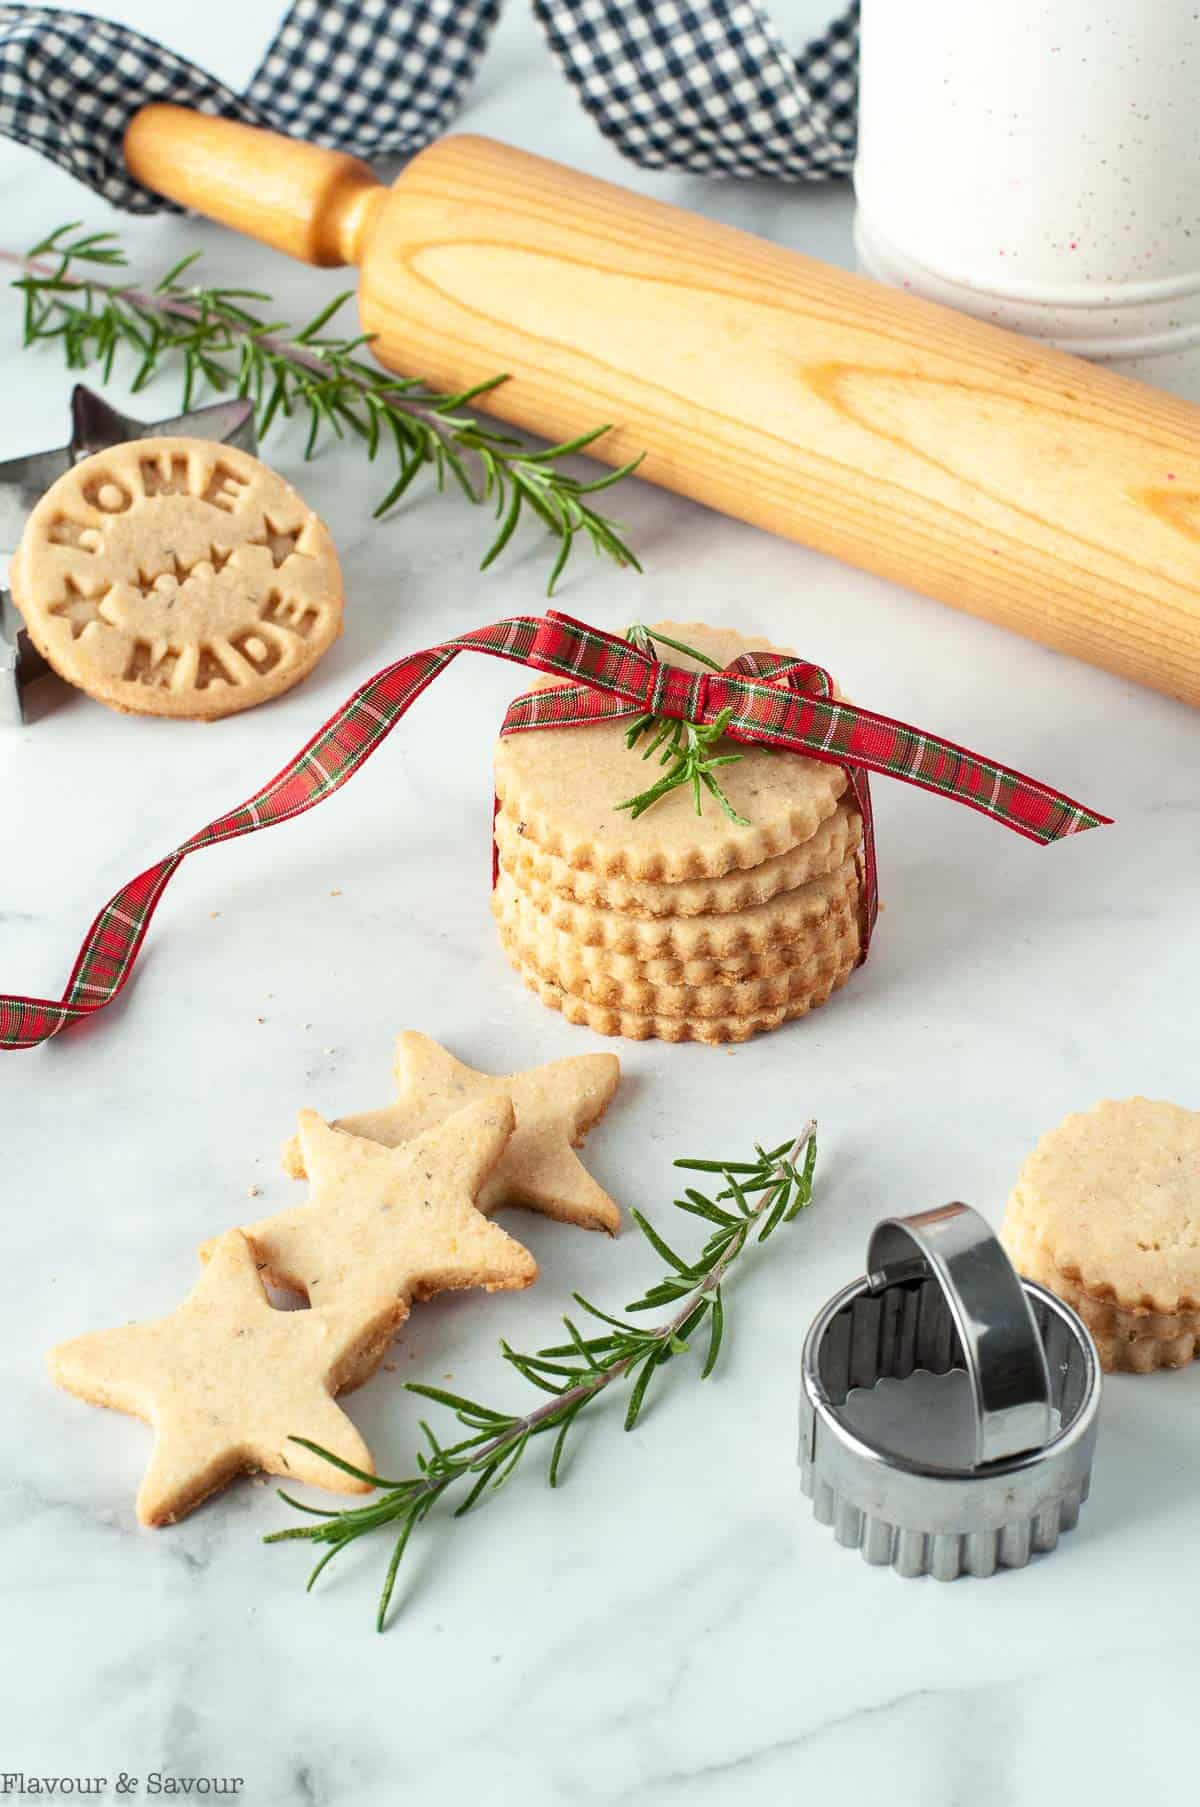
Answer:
246, 1095, 537, 1391
281, 1032, 622, 1235
46, 1230, 374, 1527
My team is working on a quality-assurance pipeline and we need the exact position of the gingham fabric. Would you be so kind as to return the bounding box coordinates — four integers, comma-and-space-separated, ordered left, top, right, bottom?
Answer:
0, 1, 502, 211
0, 610, 1110, 1052
532, 0, 858, 178
0, 0, 858, 215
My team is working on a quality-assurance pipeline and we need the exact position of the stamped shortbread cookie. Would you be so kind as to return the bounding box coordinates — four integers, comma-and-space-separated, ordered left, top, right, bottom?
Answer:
47, 1229, 375, 1526
494, 623, 846, 881
503, 928, 859, 1045
11, 437, 343, 718
280, 1032, 621, 1235
493, 861, 859, 960
230, 1098, 537, 1392
494, 801, 862, 918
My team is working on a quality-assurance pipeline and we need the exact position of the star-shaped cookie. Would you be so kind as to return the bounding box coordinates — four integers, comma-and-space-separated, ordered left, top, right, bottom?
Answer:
46, 1230, 374, 1527
245, 1095, 538, 1391
281, 1032, 621, 1235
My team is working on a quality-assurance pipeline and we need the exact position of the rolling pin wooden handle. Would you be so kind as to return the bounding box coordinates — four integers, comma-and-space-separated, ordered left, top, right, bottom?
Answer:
123, 106, 384, 268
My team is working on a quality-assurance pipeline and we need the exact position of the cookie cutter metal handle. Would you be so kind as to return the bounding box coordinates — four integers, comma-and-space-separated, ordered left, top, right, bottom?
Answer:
865, 1203, 1052, 1466
800, 1202, 1101, 1580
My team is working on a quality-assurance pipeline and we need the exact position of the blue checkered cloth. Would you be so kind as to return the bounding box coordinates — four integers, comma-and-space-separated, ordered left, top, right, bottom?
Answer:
0, 0, 858, 210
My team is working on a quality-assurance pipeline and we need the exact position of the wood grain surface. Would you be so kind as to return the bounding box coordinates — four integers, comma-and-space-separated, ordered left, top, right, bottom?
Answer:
126, 109, 1200, 707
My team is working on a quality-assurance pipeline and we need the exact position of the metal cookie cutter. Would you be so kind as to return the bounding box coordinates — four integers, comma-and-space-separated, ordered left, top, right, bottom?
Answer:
0, 385, 257, 725
799, 1203, 1101, 1579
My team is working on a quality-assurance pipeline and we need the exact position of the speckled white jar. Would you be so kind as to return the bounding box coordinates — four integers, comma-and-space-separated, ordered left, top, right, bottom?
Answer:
853, 0, 1200, 398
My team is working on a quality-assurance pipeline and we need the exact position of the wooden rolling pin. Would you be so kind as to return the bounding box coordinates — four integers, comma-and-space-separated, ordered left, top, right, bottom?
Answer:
125, 104, 1200, 707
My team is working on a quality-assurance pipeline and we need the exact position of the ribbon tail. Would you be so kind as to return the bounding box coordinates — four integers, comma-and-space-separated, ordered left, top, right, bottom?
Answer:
0, 618, 543, 1051
721, 687, 1112, 848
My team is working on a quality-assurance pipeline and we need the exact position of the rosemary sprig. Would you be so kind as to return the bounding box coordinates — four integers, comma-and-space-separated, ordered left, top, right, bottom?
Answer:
2, 223, 644, 592
267, 1123, 817, 1631
615, 621, 749, 823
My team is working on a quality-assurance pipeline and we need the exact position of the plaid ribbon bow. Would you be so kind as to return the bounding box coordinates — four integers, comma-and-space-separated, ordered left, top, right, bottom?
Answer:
0, 0, 859, 213
0, 610, 1109, 1053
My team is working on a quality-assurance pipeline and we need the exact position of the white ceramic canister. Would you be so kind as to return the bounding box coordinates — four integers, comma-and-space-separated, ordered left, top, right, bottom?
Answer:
853, 0, 1200, 399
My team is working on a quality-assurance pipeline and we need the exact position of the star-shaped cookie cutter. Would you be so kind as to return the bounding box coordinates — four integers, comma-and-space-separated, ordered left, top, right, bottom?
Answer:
0, 384, 256, 725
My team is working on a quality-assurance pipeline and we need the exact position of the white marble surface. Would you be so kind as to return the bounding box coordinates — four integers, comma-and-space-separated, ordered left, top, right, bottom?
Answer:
3, 5, 1200, 1803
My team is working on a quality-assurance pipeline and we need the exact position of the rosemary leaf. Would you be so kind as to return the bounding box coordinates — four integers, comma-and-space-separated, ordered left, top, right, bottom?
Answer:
1, 224, 644, 593
615, 623, 751, 824
266, 1123, 817, 1630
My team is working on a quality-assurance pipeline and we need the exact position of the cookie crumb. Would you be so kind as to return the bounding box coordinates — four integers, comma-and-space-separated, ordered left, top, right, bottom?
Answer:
247, 1185, 261, 1199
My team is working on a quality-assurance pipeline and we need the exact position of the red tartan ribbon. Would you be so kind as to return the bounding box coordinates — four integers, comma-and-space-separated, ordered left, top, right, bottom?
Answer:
0, 610, 1110, 1052
498, 628, 883, 960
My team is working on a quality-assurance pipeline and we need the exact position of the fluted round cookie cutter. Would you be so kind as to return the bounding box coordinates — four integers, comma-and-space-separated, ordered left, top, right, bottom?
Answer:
799, 1203, 1101, 1579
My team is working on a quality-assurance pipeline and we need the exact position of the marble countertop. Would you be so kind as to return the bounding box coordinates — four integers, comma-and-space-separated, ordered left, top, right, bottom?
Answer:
4, 5, 1200, 1803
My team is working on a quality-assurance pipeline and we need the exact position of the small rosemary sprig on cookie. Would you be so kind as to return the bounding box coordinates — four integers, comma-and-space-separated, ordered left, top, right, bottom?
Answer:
268, 1124, 816, 1631
2, 224, 643, 592
616, 622, 749, 824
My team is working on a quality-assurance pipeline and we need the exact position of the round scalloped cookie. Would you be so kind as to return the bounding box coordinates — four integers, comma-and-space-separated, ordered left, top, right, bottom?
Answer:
10, 437, 342, 718
499, 927, 858, 1045
498, 917, 859, 1019
492, 859, 859, 960
493, 873, 859, 998
1003, 1190, 1200, 1349
1006, 1098, 1200, 1317
1001, 1209, 1200, 1374
494, 800, 862, 917
493, 622, 847, 881
493, 886, 858, 990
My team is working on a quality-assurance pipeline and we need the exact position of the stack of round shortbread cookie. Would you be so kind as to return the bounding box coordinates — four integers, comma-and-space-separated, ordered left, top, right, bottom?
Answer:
492, 623, 865, 1044
1001, 1097, 1200, 1373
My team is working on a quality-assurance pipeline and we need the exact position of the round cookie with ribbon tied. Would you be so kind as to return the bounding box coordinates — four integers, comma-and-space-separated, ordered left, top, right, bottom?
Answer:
494, 624, 851, 881
493, 621, 869, 1045
10, 437, 343, 718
